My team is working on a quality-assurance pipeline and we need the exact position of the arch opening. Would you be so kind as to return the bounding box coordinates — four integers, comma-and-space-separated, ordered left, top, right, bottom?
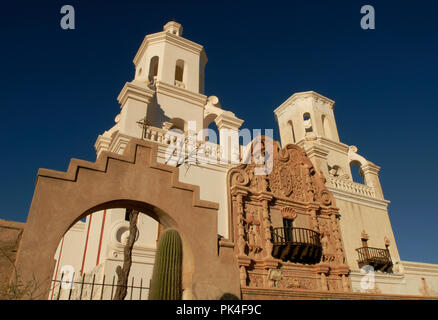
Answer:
350, 160, 365, 184
49, 200, 192, 300
148, 56, 159, 82
303, 112, 313, 134
175, 59, 185, 87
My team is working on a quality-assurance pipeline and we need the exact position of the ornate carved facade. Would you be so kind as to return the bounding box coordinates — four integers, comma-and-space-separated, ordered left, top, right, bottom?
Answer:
228, 138, 352, 297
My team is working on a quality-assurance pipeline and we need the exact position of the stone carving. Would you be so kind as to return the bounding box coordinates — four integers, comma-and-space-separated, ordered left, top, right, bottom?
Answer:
248, 273, 264, 288
239, 266, 247, 287
280, 207, 297, 220
318, 220, 336, 263
228, 138, 350, 295
267, 269, 282, 287
235, 194, 246, 256
244, 204, 262, 256
260, 199, 273, 258
327, 278, 339, 292
384, 236, 390, 246
277, 277, 315, 290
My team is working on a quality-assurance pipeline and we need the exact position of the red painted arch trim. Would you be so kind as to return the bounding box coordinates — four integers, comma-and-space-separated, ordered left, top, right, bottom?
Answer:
96, 210, 107, 266
80, 214, 93, 275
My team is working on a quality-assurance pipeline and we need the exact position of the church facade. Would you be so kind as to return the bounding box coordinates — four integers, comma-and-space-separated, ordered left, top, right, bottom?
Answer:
10, 21, 438, 300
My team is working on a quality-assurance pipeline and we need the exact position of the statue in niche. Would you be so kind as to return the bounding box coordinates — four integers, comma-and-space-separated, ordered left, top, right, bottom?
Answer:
320, 222, 336, 263
244, 208, 262, 256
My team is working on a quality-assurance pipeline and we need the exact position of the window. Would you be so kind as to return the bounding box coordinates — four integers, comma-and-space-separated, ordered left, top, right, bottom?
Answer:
350, 160, 365, 184
175, 59, 184, 82
148, 56, 159, 82
303, 112, 313, 133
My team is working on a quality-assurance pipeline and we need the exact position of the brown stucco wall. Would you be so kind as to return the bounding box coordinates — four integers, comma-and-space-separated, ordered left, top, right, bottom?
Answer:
0, 219, 25, 292
14, 139, 240, 299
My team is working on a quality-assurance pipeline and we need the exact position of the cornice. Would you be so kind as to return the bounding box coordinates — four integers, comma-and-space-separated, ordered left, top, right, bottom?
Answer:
316, 137, 350, 154
94, 135, 112, 155
133, 31, 207, 66
303, 144, 329, 159
155, 81, 207, 107
215, 111, 244, 130
274, 91, 336, 119
328, 186, 390, 211
117, 81, 155, 107
108, 132, 132, 154
362, 162, 381, 175
401, 261, 438, 275
297, 138, 349, 157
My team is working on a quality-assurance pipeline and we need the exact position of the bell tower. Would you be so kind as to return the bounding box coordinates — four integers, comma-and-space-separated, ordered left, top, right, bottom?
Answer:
133, 21, 207, 94
274, 91, 341, 146
110, 21, 209, 142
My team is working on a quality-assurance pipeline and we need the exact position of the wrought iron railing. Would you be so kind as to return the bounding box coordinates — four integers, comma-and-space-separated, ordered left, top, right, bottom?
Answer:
271, 227, 321, 247
49, 272, 149, 300
271, 227, 322, 264
356, 246, 393, 272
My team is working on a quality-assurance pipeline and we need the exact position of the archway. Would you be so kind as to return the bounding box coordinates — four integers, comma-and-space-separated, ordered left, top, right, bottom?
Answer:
350, 160, 365, 184
14, 139, 237, 299
48, 205, 181, 300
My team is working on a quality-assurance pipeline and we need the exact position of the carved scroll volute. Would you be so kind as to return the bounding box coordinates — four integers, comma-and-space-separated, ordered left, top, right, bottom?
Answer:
231, 168, 250, 187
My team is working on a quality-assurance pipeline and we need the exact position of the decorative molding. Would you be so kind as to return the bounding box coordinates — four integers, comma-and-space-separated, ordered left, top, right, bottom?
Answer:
155, 81, 207, 107
274, 91, 335, 119
227, 138, 351, 294
327, 176, 376, 198
133, 31, 207, 67
327, 186, 390, 210
280, 207, 297, 220
117, 81, 155, 107
214, 111, 244, 130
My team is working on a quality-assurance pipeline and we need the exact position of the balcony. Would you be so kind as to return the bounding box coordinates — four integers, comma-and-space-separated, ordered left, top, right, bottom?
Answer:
356, 247, 393, 272
271, 227, 322, 264
326, 176, 376, 198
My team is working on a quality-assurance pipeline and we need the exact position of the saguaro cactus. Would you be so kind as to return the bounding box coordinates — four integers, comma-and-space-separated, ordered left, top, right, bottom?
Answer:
148, 228, 182, 300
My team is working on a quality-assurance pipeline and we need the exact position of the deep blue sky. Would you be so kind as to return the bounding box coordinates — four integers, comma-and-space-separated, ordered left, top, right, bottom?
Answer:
1, 1, 437, 263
